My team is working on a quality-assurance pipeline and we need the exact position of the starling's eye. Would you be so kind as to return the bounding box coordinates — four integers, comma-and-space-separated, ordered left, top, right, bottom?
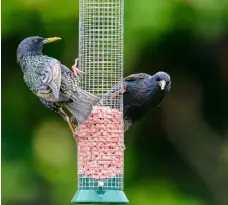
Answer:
156, 76, 161, 81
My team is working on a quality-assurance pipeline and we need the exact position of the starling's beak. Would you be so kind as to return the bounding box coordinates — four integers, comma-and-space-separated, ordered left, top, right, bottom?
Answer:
42, 37, 61, 44
159, 80, 166, 90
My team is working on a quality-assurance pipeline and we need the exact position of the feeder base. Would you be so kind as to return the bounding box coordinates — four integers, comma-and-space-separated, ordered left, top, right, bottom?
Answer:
71, 190, 129, 204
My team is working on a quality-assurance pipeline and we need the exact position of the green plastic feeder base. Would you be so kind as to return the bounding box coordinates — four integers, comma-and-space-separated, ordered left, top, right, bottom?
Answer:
71, 190, 129, 204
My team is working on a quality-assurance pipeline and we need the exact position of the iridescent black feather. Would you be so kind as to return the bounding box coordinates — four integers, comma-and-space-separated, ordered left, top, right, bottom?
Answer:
107, 72, 171, 132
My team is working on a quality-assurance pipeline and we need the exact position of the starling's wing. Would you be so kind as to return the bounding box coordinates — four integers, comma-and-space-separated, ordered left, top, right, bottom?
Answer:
124, 73, 150, 81
37, 59, 61, 101
104, 73, 149, 98
61, 64, 80, 88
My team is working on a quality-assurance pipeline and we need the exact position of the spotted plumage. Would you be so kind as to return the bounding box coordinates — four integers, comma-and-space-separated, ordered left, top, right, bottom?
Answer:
17, 36, 100, 142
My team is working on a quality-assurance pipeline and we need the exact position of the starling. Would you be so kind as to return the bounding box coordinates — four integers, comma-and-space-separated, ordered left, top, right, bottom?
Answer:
17, 36, 100, 142
108, 71, 171, 132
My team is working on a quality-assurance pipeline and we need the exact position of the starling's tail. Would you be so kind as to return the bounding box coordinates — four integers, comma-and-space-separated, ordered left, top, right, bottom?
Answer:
64, 88, 100, 124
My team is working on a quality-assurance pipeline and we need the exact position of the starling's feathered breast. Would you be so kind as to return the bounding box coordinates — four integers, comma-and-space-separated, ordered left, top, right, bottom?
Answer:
22, 55, 52, 94
123, 77, 166, 123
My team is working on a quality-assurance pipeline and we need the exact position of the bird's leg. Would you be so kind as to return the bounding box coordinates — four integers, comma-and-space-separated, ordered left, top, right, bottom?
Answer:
58, 108, 79, 144
111, 77, 126, 99
71, 58, 86, 76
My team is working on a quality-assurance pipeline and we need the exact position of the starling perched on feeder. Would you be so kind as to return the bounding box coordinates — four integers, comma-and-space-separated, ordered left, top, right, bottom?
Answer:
109, 71, 171, 131
16, 36, 100, 141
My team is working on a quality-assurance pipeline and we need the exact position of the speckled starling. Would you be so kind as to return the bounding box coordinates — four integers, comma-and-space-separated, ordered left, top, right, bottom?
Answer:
17, 36, 100, 142
108, 71, 171, 132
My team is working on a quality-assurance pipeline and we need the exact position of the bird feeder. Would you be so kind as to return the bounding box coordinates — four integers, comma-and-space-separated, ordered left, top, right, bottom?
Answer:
71, 0, 128, 203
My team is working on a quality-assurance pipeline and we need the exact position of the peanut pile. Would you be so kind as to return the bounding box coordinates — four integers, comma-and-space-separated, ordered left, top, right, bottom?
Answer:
77, 106, 124, 179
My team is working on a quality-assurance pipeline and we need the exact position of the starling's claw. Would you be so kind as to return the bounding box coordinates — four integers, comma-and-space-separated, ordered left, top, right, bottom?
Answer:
72, 58, 86, 76
111, 77, 126, 99
111, 91, 119, 99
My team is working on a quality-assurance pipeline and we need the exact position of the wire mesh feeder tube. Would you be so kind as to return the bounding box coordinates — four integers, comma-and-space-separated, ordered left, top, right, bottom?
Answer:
71, 0, 128, 204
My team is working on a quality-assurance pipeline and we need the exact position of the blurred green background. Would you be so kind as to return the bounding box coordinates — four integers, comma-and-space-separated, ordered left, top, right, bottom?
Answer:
2, 0, 228, 205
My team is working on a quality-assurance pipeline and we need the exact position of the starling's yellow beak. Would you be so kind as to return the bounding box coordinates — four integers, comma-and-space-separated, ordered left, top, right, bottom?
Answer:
42, 37, 61, 44
159, 80, 166, 90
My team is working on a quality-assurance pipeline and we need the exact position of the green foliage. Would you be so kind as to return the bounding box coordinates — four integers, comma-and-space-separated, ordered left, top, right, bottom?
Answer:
2, 0, 228, 204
